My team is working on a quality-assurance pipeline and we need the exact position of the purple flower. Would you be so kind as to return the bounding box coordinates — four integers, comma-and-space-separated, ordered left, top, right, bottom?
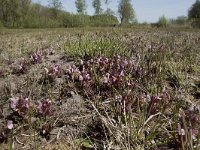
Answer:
112, 75, 117, 82
36, 101, 43, 114
36, 99, 52, 117
146, 95, 151, 102
177, 123, 185, 136
74, 68, 81, 74
79, 75, 84, 81
18, 98, 29, 110
66, 65, 73, 74
101, 75, 109, 83
50, 64, 61, 76
7, 120, 13, 130
85, 74, 91, 80
11, 58, 28, 75
30, 51, 42, 64
151, 96, 162, 102
45, 64, 62, 79
53, 64, 60, 72
191, 129, 198, 139
10, 97, 19, 110
115, 95, 123, 102
124, 59, 128, 66
10, 96, 30, 116
101, 73, 110, 84
119, 71, 124, 77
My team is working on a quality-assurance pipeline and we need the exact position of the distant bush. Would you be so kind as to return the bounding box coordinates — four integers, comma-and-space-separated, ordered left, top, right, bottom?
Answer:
63, 14, 119, 28
191, 19, 200, 28
24, 17, 61, 28
167, 16, 192, 28
188, 0, 200, 28
63, 14, 90, 27
158, 16, 168, 27
138, 22, 151, 28
90, 14, 119, 27
176, 16, 188, 25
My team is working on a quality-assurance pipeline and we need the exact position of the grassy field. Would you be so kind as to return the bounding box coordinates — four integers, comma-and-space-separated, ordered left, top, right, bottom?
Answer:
0, 27, 200, 150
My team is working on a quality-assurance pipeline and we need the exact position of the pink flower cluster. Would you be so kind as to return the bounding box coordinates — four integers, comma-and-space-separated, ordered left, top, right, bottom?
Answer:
36, 99, 52, 117
11, 58, 28, 75
30, 51, 42, 64
0, 120, 13, 143
10, 96, 30, 116
66, 55, 142, 98
45, 64, 62, 78
10, 96, 53, 117
177, 109, 200, 140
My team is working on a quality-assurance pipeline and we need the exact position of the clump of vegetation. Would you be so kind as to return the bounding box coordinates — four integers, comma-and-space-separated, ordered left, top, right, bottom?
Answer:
11, 58, 29, 75
30, 51, 43, 64
158, 15, 168, 27
66, 55, 141, 102
188, 0, 200, 28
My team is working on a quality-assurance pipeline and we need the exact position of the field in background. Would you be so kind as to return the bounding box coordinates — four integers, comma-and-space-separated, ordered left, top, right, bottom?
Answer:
0, 27, 200, 149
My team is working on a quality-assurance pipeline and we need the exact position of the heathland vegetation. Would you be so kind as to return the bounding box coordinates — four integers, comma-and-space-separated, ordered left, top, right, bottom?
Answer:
0, 26, 199, 150
0, 1, 200, 150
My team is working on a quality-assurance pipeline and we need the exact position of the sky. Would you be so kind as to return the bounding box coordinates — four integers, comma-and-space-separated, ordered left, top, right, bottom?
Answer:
32, 0, 196, 23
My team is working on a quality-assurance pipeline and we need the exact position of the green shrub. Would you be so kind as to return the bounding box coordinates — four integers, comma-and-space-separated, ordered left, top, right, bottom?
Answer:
63, 14, 90, 27
90, 14, 119, 27
191, 19, 200, 28
63, 14, 119, 27
158, 15, 168, 27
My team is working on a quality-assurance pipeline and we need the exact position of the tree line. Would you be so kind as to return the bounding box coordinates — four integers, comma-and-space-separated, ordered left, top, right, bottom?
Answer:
0, 0, 199, 28
0, 0, 135, 28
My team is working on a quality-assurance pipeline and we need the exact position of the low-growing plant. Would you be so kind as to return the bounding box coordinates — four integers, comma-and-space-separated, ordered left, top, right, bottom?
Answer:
66, 55, 142, 101
10, 96, 30, 117
41, 64, 63, 84
36, 99, 53, 117
0, 121, 13, 143
11, 58, 29, 75
30, 51, 43, 64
